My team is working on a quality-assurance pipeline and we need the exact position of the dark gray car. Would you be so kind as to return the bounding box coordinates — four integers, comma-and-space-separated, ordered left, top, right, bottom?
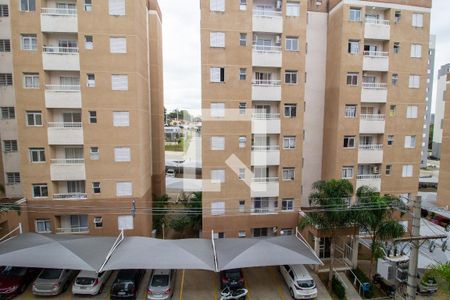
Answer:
32, 269, 77, 296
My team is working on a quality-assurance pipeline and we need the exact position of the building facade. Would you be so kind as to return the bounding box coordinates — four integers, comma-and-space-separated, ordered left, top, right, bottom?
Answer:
437, 69, 450, 208
432, 64, 450, 159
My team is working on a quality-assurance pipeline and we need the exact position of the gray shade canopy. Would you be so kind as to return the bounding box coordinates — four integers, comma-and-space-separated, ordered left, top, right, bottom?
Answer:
215, 236, 322, 271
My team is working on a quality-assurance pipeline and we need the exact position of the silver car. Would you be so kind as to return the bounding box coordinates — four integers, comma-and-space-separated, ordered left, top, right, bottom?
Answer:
32, 269, 77, 296
147, 269, 176, 300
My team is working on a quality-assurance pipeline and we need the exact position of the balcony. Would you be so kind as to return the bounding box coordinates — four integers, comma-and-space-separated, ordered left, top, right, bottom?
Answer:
252, 9, 283, 33
251, 177, 279, 197
41, 8, 78, 33
50, 159, 86, 181
45, 85, 81, 108
358, 145, 383, 164
56, 215, 88, 234
363, 51, 389, 72
251, 198, 278, 214
356, 174, 381, 191
252, 80, 281, 101
364, 19, 390, 40
359, 114, 385, 133
252, 45, 282, 68
47, 122, 83, 145
251, 113, 280, 134
251, 145, 280, 166
361, 83, 387, 103
53, 193, 87, 200
42, 47, 80, 71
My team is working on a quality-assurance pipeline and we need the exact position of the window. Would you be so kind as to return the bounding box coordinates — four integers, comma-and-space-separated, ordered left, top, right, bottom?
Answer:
0, 5, 8, 17
85, 35, 93, 49
240, 0, 247, 10
253, 228, 268, 237
395, 11, 401, 23
26, 111, 42, 126
239, 200, 245, 213
410, 44, 422, 58
114, 147, 131, 162
211, 201, 225, 215
211, 169, 225, 183
113, 111, 130, 127
6, 172, 20, 184
389, 105, 397, 117
341, 166, 354, 179
239, 68, 247, 80
285, 71, 298, 84
343, 136, 355, 148
89, 111, 97, 124
210, 67, 225, 83
210, 0, 225, 12
239, 136, 247, 148
1, 107, 15, 120
116, 181, 132, 196
402, 165, 413, 177
283, 136, 296, 149
240, 33, 247, 46
20, 0, 36, 11
210, 32, 225, 48
345, 105, 357, 118
29, 148, 45, 163
35, 219, 51, 233
110, 37, 127, 53
109, 0, 125, 16
238, 168, 245, 180
239, 103, 246, 115
21, 34, 37, 51
392, 73, 398, 86
286, 37, 299, 51
281, 199, 293, 211
406, 105, 418, 118
284, 104, 297, 117
408, 75, 420, 88
404, 135, 416, 148
23, 73, 39, 88
349, 8, 361, 21
412, 13, 423, 28
87, 73, 95, 87
3, 140, 17, 153
282, 168, 295, 181
92, 182, 101, 194
238, 231, 246, 238
0, 73, 12, 86
111, 74, 128, 90
346, 72, 358, 86
286, 2, 300, 16
348, 40, 359, 54
387, 135, 394, 146
93, 216, 103, 228
210, 103, 225, 118
84, 0, 92, 11
0, 39, 10, 52
385, 165, 392, 175
90, 147, 99, 160
211, 136, 225, 150
394, 42, 400, 54
32, 184, 48, 198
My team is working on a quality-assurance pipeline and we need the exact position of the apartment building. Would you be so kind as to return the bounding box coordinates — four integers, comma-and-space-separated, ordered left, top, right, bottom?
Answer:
437, 70, 450, 208
432, 64, 450, 159
0, 0, 165, 237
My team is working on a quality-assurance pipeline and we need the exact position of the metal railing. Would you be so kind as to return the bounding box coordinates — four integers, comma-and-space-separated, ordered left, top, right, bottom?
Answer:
251, 206, 277, 214
51, 158, 84, 164
56, 226, 89, 233
41, 7, 77, 16
45, 84, 80, 91
363, 50, 388, 57
252, 44, 282, 53
251, 145, 280, 151
252, 177, 279, 183
253, 9, 282, 17
359, 144, 383, 151
48, 122, 82, 128
362, 82, 387, 89
43, 46, 79, 54
53, 193, 87, 200
252, 112, 280, 120
365, 18, 390, 25
357, 174, 381, 180
360, 113, 385, 121
252, 79, 281, 86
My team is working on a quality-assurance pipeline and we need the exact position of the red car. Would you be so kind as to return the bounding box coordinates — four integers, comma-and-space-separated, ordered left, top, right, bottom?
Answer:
0, 266, 41, 300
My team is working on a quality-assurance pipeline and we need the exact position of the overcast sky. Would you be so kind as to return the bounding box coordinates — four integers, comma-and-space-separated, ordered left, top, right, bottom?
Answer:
159, 0, 450, 116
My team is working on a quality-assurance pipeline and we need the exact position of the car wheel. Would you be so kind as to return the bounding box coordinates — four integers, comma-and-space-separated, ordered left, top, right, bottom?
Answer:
289, 288, 295, 299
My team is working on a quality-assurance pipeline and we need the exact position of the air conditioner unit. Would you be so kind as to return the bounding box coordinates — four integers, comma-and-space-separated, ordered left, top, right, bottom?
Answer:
372, 166, 380, 174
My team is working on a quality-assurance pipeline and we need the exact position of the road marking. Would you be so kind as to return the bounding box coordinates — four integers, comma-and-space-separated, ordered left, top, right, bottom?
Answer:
269, 267, 285, 300
178, 269, 185, 300
243, 270, 252, 300
212, 272, 217, 300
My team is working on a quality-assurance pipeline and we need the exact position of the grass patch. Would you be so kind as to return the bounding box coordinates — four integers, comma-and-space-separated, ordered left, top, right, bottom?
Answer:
164, 131, 192, 152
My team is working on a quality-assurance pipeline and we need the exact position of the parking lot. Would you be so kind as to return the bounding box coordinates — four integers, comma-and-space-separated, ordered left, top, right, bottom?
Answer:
15, 266, 332, 300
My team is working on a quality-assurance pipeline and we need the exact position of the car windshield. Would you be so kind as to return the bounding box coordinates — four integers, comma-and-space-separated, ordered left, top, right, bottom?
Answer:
40, 269, 62, 280
151, 275, 169, 287
226, 270, 241, 281
297, 280, 315, 289
76, 277, 95, 285
1, 266, 27, 277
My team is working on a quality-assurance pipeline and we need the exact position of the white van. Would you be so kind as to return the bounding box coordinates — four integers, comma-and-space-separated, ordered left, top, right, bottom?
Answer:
280, 265, 318, 299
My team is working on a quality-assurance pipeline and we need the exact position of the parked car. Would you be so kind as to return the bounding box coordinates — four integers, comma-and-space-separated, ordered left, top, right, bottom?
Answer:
0, 266, 40, 299
166, 169, 175, 177
32, 269, 77, 296
147, 269, 176, 300
280, 265, 318, 299
72, 270, 112, 296
220, 269, 245, 290
110, 269, 145, 300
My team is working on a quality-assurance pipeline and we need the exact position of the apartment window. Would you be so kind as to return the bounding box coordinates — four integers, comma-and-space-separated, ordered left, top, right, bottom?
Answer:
389, 105, 397, 117
239, 103, 246, 115
211, 202, 225, 215
239, 136, 247, 148
87, 73, 95, 87
238, 231, 246, 238
0, 5, 8, 17
395, 11, 401, 23
385, 165, 392, 175
240, 33, 247, 46
392, 74, 398, 86
0, 39, 10, 52
211, 169, 225, 183
109, 0, 125, 16
90, 147, 99, 160
29, 148, 45, 163
240, 0, 247, 10
286, 37, 299, 51
113, 111, 130, 127
283, 136, 296, 149
341, 166, 354, 179
402, 165, 413, 177
237, 68, 246, 81
210, 0, 225, 12
210, 67, 225, 83
394, 42, 400, 54
343, 136, 355, 148
285, 71, 298, 84
21, 34, 37, 51
89, 111, 97, 124
84, 0, 92, 11
6, 172, 20, 185
404, 135, 416, 148
282, 168, 295, 181
412, 13, 423, 28
387, 135, 394, 146
20, 0, 36, 11
3, 140, 17, 153
408, 75, 420, 88
253, 228, 268, 237
23, 73, 39, 89
210, 103, 225, 118
345, 105, 357, 118
210, 32, 225, 48
284, 104, 297, 117
406, 105, 418, 118
349, 8, 361, 21
211, 136, 225, 150
35, 219, 51, 233
116, 182, 132, 196
26, 111, 42, 126
346, 72, 358, 86
286, 2, 300, 17
110, 37, 127, 53
238, 168, 245, 180
281, 199, 294, 211
92, 182, 101, 194
114, 147, 131, 162
239, 200, 245, 213
348, 40, 359, 54
93, 217, 103, 228
1, 107, 15, 120
32, 184, 48, 198
410, 44, 422, 58
111, 74, 128, 90
85, 36, 93, 49
0, 73, 12, 86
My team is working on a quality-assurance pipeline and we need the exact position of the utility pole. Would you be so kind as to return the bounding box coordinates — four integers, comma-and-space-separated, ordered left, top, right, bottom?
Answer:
406, 196, 421, 300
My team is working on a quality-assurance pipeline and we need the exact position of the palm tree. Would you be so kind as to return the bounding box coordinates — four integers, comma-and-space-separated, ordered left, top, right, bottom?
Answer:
299, 179, 355, 289
152, 194, 170, 231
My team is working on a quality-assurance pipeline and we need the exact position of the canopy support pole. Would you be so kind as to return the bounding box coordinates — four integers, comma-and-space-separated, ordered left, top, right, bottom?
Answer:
211, 230, 219, 272
99, 230, 124, 273
295, 227, 324, 266
0, 223, 23, 244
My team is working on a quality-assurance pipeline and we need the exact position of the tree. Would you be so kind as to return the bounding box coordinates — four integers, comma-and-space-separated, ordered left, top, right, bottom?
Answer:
299, 179, 355, 288
152, 194, 170, 231
186, 192, 202, 233
169, 215, 191, 233
353, 186, 405, 279
426, 263, 450, 294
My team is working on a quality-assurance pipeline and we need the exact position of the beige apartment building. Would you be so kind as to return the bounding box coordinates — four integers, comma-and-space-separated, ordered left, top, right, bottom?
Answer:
0, 0, 165, 237
437, 69, 450, 208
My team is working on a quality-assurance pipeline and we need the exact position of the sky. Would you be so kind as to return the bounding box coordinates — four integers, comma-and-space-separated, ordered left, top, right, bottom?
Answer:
159, 0, 450, 116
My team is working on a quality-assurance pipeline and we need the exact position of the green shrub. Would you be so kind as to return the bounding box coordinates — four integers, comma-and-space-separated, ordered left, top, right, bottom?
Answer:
332, 276, 346, 300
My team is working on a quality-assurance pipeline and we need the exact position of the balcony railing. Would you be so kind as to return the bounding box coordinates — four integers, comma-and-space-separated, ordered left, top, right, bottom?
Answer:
359, 144, 383, 151
43, 46, 79, 54
41, 7, 77, 15
51, 158, 84, 164
45, 84, 80, 91
48, 122, 82, 128
252, 44, 282, 53
252, 112, 280, 120
365, 18, 390, 25
363, 51, 388, 57
56, 226, 89, 234
360, 114, 385, 121
251, 207, 277, 214
362, 82, 387, 89
252, 145, 280, 151
253, 9, 282, 17
53, 193, 87, 200
252, 79, 281, 86
252, 177, 279, 183
357, 174, 381, 180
